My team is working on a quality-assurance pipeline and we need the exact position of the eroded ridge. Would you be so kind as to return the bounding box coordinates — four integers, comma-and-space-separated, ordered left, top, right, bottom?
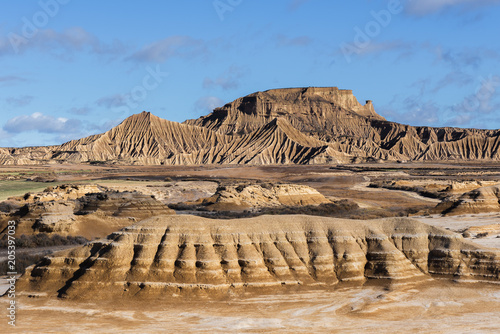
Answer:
17, 215, 500, 299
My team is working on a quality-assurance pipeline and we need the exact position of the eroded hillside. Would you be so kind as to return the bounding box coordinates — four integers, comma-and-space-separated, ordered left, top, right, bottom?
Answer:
0, 87, 499, 165
18, 215, 500, 299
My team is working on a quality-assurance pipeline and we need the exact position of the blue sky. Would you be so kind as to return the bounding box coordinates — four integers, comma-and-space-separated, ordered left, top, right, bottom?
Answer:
1, 0, 500, 147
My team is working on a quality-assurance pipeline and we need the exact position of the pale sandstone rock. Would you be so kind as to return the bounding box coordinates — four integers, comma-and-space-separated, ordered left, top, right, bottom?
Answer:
436, 184, 500, 215
17, 215, 500, 299
0, 184, 175, 238
203, 183, 330, 210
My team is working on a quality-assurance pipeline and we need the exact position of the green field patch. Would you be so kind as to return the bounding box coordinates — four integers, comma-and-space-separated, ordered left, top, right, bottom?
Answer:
0, 180, 62, 201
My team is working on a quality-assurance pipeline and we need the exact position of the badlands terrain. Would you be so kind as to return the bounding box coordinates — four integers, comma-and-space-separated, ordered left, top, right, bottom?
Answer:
0, 87, 499, 332
0, 87, 499, 165
0, 162, 500, 332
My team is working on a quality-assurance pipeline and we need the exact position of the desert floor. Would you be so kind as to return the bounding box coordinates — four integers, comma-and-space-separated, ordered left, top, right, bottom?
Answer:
2, 281, 500, 333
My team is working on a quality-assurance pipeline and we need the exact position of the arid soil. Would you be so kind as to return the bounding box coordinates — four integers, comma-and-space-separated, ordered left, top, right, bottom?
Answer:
1, 162, 500, 332
3, 281, 500, 333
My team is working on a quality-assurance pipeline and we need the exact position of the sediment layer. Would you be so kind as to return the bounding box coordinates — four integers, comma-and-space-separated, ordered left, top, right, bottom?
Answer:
18, 215, 500, 299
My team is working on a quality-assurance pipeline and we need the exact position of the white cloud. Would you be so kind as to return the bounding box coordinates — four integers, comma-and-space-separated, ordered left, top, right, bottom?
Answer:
0, 27, 126, 58
195, 96, 225, 113
449, 75, 500, 121
380, 96, 441, 126
95, 94, 129, 108
432, 71, 474, 93
3, 112, 82, 134
128, 35, 208, 63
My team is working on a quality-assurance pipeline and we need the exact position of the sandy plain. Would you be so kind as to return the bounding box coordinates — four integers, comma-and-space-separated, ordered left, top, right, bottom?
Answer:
2, 282, 500, 333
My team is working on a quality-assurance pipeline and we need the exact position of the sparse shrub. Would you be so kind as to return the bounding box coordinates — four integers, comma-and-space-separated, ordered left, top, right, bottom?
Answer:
0, 234, 88, 248
168, 203, 196, 211
0, 253, 48, 275
260, 183, 273, 190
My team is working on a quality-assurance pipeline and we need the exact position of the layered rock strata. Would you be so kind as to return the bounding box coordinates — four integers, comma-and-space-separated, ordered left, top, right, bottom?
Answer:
202, 183, 331, 210
18, 215, 500, 299
0, 185, 175, 238
435, 184, 500, 215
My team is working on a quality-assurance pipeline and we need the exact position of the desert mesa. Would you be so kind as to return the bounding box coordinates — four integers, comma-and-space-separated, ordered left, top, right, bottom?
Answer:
1, 87, 499, 166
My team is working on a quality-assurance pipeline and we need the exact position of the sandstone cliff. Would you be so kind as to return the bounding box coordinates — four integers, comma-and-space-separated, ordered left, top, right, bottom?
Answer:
202, 183, 331, 211
17, 215, 500, 299
435, 184, 500, 215
186, 87, 500, 162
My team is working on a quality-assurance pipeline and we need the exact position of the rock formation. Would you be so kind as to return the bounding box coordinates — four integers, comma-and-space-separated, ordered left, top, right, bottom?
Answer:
186, 88, 500, 162
21, 184, 104, 203
0, 112, 333, 165
0, 184, 175, 239
75, 191, 175, 219
185, 87, 385, 136
1, 87, 499, 165
202, 183, 331, 211
435, 184, 500, 215
18, 215, 500, 299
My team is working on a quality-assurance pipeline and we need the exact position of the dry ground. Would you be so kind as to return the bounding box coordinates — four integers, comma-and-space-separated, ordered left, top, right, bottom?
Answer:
1, 162, 500, 333
2, 281, 500, 333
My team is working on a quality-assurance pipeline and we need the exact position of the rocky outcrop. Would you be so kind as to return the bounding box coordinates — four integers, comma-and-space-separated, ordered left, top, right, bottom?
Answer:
462, 224, 500, 238
185, 87, 385, 136
435, 184, 500, 216
21, 184, 103, 203
444, 181, 498, 194
202, 183, 331, 210
76, 191, 175, 219
1, 87, 499, 165
187, 88, 500, 162
0, 185, 175, 238
18, 215, 500, 299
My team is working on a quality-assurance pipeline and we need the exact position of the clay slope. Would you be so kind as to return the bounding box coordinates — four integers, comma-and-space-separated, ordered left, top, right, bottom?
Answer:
212, 118, 333, 164
55, 112, 226, 165
186, 87, 500, 162
0, 112, 332, 165
18, 215, 500, 299
435, 184, 500, 216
